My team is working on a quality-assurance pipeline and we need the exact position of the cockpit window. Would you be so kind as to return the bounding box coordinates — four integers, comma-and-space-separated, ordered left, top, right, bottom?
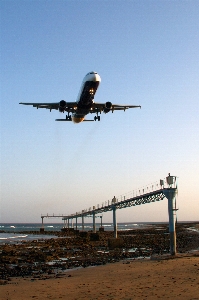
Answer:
86, 72, 97, 75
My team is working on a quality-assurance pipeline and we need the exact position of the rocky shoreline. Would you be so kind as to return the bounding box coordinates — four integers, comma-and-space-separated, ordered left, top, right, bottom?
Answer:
0, 223, 199, 284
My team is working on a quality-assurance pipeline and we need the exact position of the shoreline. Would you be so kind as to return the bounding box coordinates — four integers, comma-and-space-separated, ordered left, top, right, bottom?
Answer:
1, 220, 198, 233
0, 222, 199, 283
1, 223, 199, 299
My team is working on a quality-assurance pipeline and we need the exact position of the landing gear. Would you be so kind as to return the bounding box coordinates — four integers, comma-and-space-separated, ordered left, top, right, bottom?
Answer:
66, 114, 72, 121
94, 115, 100, 121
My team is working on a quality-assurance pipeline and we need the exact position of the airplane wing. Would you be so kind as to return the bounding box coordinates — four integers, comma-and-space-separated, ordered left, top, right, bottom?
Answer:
111, 104, 141, 110
19, 101, 77, 112
19, 102, 59, 109
91, 103, 141, 113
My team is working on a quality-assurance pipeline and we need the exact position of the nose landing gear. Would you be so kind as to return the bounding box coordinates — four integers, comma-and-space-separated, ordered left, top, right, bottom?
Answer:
94, 115, 100, 121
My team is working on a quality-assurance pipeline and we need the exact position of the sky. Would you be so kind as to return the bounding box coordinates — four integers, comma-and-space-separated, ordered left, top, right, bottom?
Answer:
1, 0, 199, 224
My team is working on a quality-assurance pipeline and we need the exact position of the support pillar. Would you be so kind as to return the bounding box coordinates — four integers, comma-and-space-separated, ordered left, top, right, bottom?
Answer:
100, 216, 103, 227
112, 206, 117, 238
82, 215, 84, 231
67, 218, 70, 228
92, 212, 96, 233
75, 217, 78, 230
163, 188, 177, 255
40, 216, 45, 233
41, 217, 44, 228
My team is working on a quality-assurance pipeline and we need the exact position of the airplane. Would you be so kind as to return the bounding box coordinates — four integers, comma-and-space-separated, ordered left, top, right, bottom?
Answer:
19, 71, 141, 123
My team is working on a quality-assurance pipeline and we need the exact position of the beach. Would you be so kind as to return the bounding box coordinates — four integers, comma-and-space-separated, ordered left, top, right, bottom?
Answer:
1, 254, 199, 300
0, 223, 199, 299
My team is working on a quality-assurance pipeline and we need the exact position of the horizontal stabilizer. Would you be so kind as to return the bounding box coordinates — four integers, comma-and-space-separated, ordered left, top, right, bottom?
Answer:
55, 119, 94, 122
55, 119, 72, 121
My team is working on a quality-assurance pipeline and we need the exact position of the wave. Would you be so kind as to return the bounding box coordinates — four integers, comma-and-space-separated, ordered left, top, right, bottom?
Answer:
10, 235, 28, 239
0, 222, 149, 233
0, 233, 57, 244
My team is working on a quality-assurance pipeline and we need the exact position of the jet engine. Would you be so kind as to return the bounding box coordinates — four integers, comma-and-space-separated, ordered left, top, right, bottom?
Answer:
103, 101, 112, 113
59, 100, 67, 112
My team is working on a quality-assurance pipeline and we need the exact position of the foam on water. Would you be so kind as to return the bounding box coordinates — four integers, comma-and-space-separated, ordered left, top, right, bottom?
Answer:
0, 222, 147, 233
0, 232, 57, 244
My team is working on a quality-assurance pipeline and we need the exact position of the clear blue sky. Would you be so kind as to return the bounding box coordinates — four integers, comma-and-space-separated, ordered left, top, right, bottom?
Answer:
1, 0, 199, 223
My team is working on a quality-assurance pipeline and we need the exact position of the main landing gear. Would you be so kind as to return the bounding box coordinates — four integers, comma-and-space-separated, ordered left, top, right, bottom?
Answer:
66, 114, 72, 121
94, 115, 100, 121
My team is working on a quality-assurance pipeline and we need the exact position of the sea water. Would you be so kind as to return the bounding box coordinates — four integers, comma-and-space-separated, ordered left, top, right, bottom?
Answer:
0, 222, 148, 244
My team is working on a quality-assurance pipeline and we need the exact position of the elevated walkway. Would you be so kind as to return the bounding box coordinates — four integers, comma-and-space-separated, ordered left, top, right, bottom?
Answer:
41, 174, 178, 255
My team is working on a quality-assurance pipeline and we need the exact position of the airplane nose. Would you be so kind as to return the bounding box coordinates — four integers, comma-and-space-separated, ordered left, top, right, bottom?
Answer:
85, 72, 101, 83
90, 73, 101, 82
94, 73, 101, 82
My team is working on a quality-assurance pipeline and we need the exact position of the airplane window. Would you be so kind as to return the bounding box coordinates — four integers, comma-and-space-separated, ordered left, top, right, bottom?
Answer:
86, 72, 97, 75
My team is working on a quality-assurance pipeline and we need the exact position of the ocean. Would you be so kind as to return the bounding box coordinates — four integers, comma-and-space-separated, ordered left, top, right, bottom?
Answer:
1, 222, 198, 245
0, 222, 150, 244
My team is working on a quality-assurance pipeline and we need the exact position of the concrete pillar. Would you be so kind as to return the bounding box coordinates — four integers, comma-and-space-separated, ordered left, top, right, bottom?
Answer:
40, 217, 45, 233
82, 215, 84, 230
75, 217, 77, 230
100, 216, 103, 227
41, 217, 44, 228
163, 188, 177, 255
92, 212, 96, 233
67, 218, 70, 228
112, 206, 117, 238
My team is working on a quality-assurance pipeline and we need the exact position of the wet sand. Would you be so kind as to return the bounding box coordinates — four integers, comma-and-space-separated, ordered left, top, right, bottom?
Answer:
1, 254, 199, 300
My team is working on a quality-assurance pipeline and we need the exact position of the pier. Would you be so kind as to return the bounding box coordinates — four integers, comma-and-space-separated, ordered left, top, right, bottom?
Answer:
41, 174, 178, 255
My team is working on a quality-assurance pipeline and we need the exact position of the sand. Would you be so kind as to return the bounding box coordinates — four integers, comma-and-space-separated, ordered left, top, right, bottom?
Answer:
1, 255, 199, 300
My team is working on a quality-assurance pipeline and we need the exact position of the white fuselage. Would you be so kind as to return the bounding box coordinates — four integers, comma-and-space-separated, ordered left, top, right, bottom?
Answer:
72, 72, 101, 123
